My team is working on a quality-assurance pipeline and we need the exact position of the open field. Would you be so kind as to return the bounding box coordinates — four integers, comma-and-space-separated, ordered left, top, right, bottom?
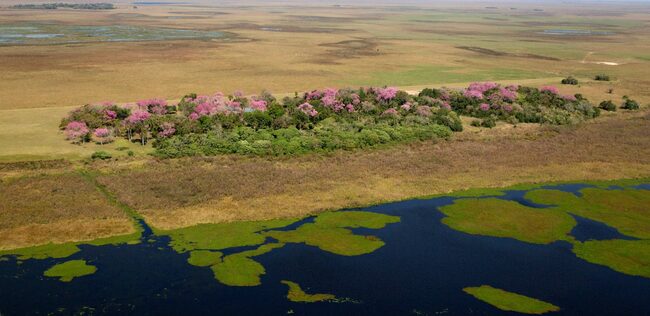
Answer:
1, 1, 650, 161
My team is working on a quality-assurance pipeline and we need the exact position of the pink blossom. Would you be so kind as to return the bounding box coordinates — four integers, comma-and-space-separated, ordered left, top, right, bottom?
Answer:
249, 99, 268, 111
93, 128, 110, 138
321, 95, 337, 107
505, 84, 519, 91
126, 110, 150, 124
137, 98, 168, 115
376, 87, 398, 101
195, 102, 217, 116
416, 106, 432, 117
479, 103, 491, 111
298, 102, 318, 117
345, 104, 356, 113
189, 112, 200, 120
540, 86, 559, 95
563, 94, 577, 102
306, 90, 323, 100
503, 104, 513, 112
159, 122, 176, 137
467, 82, 499, 94
351, 93, 361, 105
65, 121, 89, 141
463, 89, 484, 99
499, 87, 517, 102
104, 110, 117, 120
400, 102, 412, 111
381, 108, 399, 117
440, 101, 451, 110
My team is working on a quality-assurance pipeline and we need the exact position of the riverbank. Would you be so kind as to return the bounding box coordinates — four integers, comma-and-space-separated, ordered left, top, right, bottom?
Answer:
1, 109, 650, 250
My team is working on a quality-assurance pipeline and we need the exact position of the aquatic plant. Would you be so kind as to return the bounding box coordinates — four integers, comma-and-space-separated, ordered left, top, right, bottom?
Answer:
281, 280, 336, 303
162, 211, 399, 287
44, 260, 97, 282
463, 285, 560, 314
439, 198, 576, 244
572, 239, 650, 278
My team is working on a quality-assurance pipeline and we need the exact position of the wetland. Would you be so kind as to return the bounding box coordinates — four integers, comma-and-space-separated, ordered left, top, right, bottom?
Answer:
1, 180, 649, 315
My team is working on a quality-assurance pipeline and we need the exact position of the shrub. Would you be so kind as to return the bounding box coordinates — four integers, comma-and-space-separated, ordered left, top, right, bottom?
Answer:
594, 74, 610, 81
91, 151, 112, 160
561, 76, 579, 85
599, 100, 617, 112
621, 96, 640, 110
127, 150, 135, 157
480, 117, 497, 128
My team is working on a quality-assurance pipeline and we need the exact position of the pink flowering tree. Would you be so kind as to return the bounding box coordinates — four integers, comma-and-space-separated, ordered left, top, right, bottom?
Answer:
137, 98, 169, 115
540, 86, 560, 95
65, 121, 90, 143
125, 110, 151, 145
93, 127, 112, 145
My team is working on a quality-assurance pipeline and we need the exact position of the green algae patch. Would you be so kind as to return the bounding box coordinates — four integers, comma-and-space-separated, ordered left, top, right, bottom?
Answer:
264, 210, 398, 256
170, 211, 398, 286
281, 280, 336, 303
572, 239, 650, 278
162, 218, 299, 253
314, 211, 400, 229
526, 188, 650, 239
211, 243, 284, 286
439, 198, 575, 244
1, 243, 81, 260
187, 250, 223, 267
44, 260, 97, 282
265, 224, 385, 256
463, 285, 560, 314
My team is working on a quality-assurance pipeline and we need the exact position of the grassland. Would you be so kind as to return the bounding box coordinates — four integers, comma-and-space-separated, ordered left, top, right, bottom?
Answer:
1, 1, 650, 161
0, 172, 137, 250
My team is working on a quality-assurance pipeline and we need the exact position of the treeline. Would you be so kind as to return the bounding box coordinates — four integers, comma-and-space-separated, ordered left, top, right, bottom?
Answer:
60, 82, 636, 158
12, 3, 115, 10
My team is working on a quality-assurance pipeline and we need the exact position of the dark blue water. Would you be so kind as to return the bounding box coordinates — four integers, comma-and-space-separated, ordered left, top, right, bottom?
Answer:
1, 184, 650, 315
570, 215, 637, 242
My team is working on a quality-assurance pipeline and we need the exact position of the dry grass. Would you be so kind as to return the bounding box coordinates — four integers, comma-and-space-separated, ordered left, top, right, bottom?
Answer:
0, 173, 135, 250
93, 110, 650, 230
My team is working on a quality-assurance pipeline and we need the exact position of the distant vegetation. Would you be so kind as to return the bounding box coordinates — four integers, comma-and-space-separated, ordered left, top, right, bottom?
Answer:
11, 3, 115, 10
594, 74, 611, 81
60, 82, 607, 158
561, 76, 579, 85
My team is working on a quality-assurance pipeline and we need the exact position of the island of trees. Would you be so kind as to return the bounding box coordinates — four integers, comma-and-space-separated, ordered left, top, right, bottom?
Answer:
60, 82, 639, 158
